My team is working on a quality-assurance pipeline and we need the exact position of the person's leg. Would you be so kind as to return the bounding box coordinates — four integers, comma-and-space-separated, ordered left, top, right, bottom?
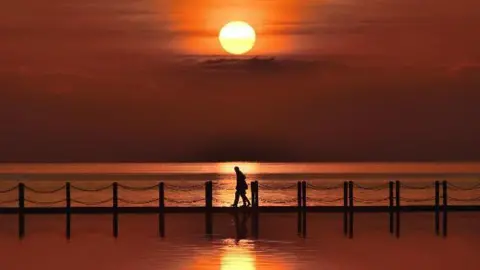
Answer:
232, 191, 240, 206
241, 192, 251, 206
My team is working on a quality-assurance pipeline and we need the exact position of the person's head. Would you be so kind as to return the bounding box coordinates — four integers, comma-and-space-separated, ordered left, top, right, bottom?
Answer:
234, 166, 240, 173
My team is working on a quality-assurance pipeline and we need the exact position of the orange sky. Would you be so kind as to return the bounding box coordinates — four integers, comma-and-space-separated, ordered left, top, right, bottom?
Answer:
1, 0, 479, 62
0, 0, 480, 162
165, 0, 303, 55
165, 0, 480, 62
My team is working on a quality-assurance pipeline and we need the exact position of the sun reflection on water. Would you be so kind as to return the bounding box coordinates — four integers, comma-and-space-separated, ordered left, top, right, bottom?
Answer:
220, 239, 256, 270
186, 237, 292, 270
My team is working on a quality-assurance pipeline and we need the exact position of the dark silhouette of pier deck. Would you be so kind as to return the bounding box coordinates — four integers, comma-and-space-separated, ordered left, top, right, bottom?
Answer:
0, 180, 479, 239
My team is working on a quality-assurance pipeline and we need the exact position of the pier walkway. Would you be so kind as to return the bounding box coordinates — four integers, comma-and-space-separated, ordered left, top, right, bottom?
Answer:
0, 180, 479, 238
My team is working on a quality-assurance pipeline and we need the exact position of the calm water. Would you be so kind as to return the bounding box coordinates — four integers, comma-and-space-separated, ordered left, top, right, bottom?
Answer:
1, 163, 480, 269
0, 162, 479, 207
0, 213, 479, 269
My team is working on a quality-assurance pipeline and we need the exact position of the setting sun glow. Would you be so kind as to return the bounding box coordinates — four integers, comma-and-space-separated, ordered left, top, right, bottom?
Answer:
219, 21, 256, 55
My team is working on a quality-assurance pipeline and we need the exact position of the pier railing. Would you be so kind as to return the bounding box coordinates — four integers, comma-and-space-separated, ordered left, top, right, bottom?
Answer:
0, 180, 479, 239
2, 180, 479, 208
1, 180, 480, 209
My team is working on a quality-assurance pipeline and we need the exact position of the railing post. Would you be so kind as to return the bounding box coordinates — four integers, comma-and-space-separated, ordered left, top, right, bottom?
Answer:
435, 181, 440, 236
301, 181, 307, 237
395, 180, 400, 238
209, 181, 213, 208
348, 181, 354, 239
205, 181, 208, 208
389, 181, 394, 235
204, 181, 213, 237
66, 182, 71, 239
442, 180, 448, 237
252, 180, 260, 239
254, 181, 259, 208
113, 182, 118, 238
297, 181, 302, 209
159, 182, 165, 210
202, 181, 213, 236
159, 182, 165, 238
205, 181, 213, 210
252, 180, 256, 207
343, 181, 348, 236
18, 183, 25, 239
302, 181, 307, 210
297, 181, 302, 236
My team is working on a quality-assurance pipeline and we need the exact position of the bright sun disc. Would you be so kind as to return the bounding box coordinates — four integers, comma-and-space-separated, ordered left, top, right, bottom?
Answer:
219, 21, 256, 55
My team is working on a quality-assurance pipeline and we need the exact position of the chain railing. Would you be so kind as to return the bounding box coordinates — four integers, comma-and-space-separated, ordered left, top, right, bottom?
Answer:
71, 198, 113, 206
401, 183, 435, 190
353, 182, 390, 191
447, 182, 480, 191
1, 179, 477, 239
0, 180, 479, 208
0, 185, 18, 193
71, 184, 113, 192
307, 197, 344, 203
257, 183, 297, 190
306, 182, 344, 190
117, 183, 158, 191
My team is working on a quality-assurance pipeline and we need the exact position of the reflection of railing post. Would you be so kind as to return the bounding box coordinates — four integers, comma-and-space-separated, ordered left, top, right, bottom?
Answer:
18, 183, 25, 239
348, 181, 354, 239
159, 182, 165, 238
442, 180, 448, 237
395, 180, 400, 238
435, 181, 440, 236
113, 182, 118, 238
66, 182, 71, 239
343, 181, 348, 236
389, 181, 394, 235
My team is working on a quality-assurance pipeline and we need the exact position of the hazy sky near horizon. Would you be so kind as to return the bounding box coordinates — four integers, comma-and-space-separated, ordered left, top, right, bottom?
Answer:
1, 0, 480, 162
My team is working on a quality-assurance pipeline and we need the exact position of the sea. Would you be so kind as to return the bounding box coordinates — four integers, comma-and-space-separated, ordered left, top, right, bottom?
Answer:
0, 162, 479, 270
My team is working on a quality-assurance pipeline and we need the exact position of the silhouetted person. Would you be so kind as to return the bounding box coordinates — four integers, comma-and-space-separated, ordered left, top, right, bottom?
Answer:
231, 166, 251, 207
233, 211, 250, 243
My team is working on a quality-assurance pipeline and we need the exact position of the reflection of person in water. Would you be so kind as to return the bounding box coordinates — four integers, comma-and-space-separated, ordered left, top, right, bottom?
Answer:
233, 211, 250, 243
231, 166, 251, 207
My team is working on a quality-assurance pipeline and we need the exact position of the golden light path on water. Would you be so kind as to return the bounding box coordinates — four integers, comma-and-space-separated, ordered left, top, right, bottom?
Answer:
189, 239, 292, 270
220, 240, 256, 270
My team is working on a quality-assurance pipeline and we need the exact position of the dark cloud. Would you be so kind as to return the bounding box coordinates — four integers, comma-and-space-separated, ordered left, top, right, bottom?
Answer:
194, 57, 328, 73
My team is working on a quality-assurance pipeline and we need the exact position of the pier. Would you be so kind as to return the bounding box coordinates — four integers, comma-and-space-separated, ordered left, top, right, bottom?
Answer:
0, 180, 479, 239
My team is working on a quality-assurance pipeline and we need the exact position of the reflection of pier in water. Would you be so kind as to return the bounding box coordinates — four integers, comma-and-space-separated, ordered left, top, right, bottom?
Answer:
0, 180, 479, 239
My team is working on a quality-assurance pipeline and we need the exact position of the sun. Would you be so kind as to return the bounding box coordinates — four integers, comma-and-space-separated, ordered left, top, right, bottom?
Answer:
219, 21, 256, 55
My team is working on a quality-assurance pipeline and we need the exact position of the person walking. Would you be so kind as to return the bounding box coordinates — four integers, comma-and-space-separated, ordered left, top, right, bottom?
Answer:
231, 166, 251, 207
